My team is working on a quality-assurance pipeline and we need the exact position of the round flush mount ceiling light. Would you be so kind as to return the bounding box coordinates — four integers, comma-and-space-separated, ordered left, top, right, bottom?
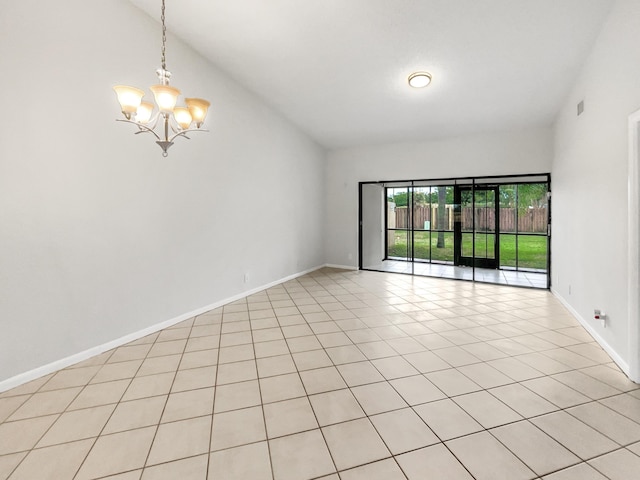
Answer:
408, 72, 432, 88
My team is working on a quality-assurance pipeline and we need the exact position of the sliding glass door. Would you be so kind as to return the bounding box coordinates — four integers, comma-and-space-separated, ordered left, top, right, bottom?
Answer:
359, 174, 551, 288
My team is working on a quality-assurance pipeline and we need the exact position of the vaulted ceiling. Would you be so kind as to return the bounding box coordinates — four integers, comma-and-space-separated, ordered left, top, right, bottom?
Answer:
130, 0, 614, 149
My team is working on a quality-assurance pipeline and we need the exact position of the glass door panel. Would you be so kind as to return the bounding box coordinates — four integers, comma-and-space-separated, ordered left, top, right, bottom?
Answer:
432, 186, 454, 264
454, 186, 472, 266
461, 233, 474, 258
413, 230, 430, 262
431, 231, 455, 263
412, 186, 431, 262
517, 183, 547, 233
499, 234, 517, 268
455, 185, 499, 268
386, 187, 410, 260
388, 230, 409, 259
517, 235, 547, 270
474, 189, 497, 264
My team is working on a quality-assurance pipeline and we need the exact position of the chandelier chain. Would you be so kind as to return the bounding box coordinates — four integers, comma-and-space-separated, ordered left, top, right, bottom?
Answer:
160, 0, 167, 71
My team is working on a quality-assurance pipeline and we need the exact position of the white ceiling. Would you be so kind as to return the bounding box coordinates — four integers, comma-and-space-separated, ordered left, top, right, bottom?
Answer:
130, 0, 614, 150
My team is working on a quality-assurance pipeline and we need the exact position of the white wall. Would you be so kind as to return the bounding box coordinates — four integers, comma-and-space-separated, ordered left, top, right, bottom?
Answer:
552, 0, 640, 373
325, 127, 553, 267
0, 0, 326, 383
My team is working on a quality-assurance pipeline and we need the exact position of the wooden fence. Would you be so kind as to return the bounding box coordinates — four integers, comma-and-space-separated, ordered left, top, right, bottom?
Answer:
393, 206, 547, 233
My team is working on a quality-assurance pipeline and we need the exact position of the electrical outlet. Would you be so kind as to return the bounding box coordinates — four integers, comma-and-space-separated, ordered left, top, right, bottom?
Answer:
594, 309, 606, 328
243, 274, 249, 283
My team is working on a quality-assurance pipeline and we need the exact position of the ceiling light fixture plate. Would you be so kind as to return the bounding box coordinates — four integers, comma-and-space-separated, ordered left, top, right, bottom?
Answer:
408, 72, 432, 88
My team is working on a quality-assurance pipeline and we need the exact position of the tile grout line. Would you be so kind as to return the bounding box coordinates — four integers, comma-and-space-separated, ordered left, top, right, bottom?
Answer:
70, 330, 164, 479
142, 314, 211, 475
204, 304, 230, 479
285, 283, 342, 479
248, 292, 278, 480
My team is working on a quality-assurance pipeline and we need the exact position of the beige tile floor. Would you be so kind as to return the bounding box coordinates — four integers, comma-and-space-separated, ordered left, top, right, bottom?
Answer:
1, 267, 640, 479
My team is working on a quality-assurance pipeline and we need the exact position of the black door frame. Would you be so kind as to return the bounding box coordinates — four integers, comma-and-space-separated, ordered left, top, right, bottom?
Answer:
454, 184, 500, 269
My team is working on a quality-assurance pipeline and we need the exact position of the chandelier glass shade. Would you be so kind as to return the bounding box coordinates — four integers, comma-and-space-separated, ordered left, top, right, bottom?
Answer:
113, 0, 210, 156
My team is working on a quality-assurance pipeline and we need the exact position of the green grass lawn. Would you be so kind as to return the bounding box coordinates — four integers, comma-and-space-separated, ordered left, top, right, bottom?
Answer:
388, 231, 547, 270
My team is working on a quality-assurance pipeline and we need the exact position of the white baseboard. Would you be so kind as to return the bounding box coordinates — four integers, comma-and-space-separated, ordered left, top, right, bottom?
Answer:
5, 269, 627, 393
551, 288, 629, 375
0, 264, 326, 393
324, 264, 358, 271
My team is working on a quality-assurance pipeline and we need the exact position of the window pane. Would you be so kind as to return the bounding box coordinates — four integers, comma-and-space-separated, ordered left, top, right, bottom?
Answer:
387, 230, 409, 259
462, 233, 474, 257
473, 233, 495, 259
517, 235, 547, 270
412, 187, 432, 231
517, 184, 547, 233
500, 234, 517, 267
388, 188, 409, 229
499, 185, 517, 233
431, 232, 454, 263
485, 233, 496, 259
460, 189, 473, 232
432, 186, 453, 232
413, 230, 431, 261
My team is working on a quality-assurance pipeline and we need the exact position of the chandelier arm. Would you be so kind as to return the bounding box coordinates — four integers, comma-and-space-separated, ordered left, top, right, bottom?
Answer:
116, 119, 162, 141
147, 112, 162, 131
168, 128, 209, 143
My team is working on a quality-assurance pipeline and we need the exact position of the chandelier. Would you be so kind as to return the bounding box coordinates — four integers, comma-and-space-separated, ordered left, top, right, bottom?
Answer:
113, 0, 210, 156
